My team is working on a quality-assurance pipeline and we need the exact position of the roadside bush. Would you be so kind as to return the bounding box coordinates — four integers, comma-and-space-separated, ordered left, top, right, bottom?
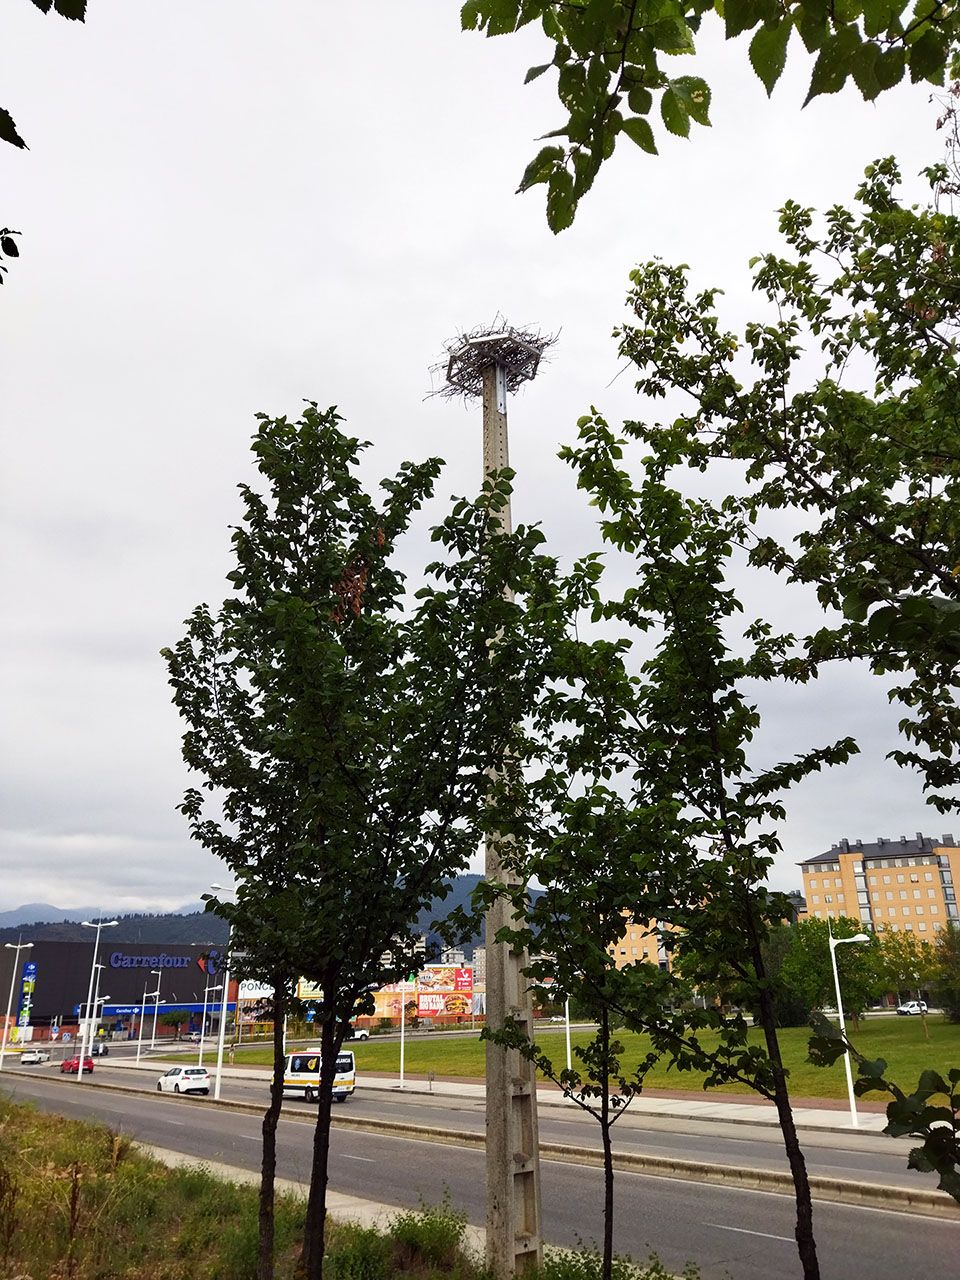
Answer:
388, 1195, 469, 1272
539, 1249, 701, 1280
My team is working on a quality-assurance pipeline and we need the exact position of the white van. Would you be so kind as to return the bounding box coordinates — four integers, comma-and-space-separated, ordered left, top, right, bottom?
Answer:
282, 1048, 356, 1103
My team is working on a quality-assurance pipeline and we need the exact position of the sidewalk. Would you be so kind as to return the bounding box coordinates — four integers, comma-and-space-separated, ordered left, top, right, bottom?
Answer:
102, 1056, 889, 1134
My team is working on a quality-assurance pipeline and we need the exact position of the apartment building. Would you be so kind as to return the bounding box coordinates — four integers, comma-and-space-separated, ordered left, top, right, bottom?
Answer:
799, 832, 960, 935
611, 917, 671, 971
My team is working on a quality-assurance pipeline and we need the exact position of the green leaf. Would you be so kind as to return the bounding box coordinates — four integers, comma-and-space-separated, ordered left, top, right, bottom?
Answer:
54, 0, 87, 17
671, 76, 711, 126
804, 26, 861, 104
627, 85, 653, 115
874, 46, 906, 90
726, 0, 766, 40
908, 28, 949, 83
546, 167, 576, 234
0, 236, 19, 258
660, 87, 690, 138
0, 108, 27, 150
517, 144, 564, 192
461, 0, 483, 29
851, 41, 882, 100
29, 0, 54, 11
525, 64, 551, 84
622, 117, 658, 154
749, 21, 791, 95
862, 0, 895, 37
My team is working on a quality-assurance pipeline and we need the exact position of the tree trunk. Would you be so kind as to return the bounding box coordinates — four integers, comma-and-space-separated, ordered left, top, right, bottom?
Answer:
599, 1008, 614, 1280
297, 1013, 338, 1280
752, 961, 820, 1280
258, 985, 287, 1280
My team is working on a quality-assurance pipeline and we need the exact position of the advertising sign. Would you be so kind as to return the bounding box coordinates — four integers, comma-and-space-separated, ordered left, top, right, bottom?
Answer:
297, 979, 324, 1001
238, 980, 274, 1002
16, 961, 37, 1028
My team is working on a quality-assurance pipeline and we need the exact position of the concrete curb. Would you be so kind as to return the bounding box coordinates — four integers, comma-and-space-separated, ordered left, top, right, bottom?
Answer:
12, 1069, 959, 1220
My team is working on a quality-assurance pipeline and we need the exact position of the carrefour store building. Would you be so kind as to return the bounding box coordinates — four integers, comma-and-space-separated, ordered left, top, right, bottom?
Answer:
0, 941, 237, 1042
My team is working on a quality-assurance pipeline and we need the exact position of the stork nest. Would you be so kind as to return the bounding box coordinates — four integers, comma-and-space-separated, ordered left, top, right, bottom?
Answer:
434, 319, 557, 400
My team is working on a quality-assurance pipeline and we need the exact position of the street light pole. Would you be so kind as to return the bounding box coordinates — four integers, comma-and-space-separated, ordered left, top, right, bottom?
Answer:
210, 883, 235, 1103
136, 980, 161, 1065
564, 998, 572, 1075
827, 921, 870, 1128
79, 917, 117, 1084
199, 981, 221, 1067
0, 938, 33, 1072
149, 968, 163, 1050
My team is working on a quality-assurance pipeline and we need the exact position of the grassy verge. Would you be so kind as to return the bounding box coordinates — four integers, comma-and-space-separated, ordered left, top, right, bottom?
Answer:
0, 1095, 304, 1278
177, 1017, 960, 1100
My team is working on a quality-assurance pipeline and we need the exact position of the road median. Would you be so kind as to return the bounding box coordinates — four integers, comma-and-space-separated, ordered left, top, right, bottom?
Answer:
13, 1070, 959, 1221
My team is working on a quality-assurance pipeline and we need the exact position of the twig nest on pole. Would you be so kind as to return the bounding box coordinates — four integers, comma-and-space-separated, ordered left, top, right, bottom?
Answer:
435, 318, 557, 400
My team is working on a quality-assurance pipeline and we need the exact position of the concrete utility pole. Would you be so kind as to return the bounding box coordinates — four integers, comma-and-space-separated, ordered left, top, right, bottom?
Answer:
441, 321, 554, 1279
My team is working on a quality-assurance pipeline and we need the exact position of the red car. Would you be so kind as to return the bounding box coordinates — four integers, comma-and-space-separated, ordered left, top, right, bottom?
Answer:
60, 1056, 94, 1074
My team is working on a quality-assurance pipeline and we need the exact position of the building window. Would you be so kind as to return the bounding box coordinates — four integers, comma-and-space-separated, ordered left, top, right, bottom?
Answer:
904, 923, 914, 931
916, 906, 924, 915
886, 891, 894, 901
903, 907, 911, 915
835, 878, 843, 887
889, 908, 897, 916
837, 893, 845, 902
918, 922, 928, 931
932, 905, 939, 914
869, 875, 877, 885
899, 890, 908, 900
928, 889, 936, 898
812, 896, 820, 904
810, 878, 817, 888
934, 922, 943, 931
883, 875, 891, 884
631, 947, 638, 955
897, 874, 905, 883
871, 892, 879, 901
910, 873, 919, 883
824, 895, 833, 903
925, 872, 934, 882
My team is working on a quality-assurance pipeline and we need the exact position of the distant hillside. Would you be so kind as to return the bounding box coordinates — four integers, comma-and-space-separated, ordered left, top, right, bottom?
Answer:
0, 902, 101, 929
0, 875, 498, 953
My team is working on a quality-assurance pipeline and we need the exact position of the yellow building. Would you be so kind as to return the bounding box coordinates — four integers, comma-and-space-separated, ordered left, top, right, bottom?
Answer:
610, 917, 671, 971
799, 832, 960, 936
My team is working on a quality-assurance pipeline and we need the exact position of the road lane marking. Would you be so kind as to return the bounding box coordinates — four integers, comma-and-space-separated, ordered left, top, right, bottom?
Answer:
706, 1224, 793, 1242
341, 1154, 375, 1162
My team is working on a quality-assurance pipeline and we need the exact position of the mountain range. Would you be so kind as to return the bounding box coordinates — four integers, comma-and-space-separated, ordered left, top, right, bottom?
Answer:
0, 877, 493, 954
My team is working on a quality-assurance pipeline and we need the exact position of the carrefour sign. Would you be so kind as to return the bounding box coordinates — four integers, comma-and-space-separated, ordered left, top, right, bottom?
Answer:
109, 952, 192, 970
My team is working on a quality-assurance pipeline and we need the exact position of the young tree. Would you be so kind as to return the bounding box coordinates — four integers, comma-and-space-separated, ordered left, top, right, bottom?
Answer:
778, 917, 883, 1028
461, 2, 960, 230
163, 404, 565, 1280
480, 427, 861, 1280
158, 1009, 193, 1040
610, 157, 960, 812
876, 927, 939, 1005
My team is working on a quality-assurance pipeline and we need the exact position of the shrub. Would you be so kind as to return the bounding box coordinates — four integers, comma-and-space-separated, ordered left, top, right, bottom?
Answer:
388, 1194, 468, 1271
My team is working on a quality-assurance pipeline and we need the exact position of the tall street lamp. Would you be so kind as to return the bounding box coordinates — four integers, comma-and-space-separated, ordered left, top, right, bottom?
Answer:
79, 917, 117, 1084
136, 987, 164, 1064
209, 883, 235, 1102
827, 922, 871, 1127
198, 981, 222, 1067
0, 938, 33, 1072
149, 968, 163, 1050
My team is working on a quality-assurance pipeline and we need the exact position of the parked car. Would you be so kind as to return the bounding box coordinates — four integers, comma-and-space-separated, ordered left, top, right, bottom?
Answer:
157, 1066, 210, 1095
342, 1024, 369, 1041
185, 1032, 202, 1043
896, 1000, 928, 1016
19, 1048, 50, 1065
90, 1042, 109, 1056
60, 1056, 94, 1074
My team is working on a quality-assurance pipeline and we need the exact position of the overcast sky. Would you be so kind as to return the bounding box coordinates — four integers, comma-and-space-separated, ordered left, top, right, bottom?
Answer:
1, 2, 952, 913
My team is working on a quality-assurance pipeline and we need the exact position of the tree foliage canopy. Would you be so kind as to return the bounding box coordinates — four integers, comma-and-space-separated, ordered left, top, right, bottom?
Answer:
463, 0, 960, 229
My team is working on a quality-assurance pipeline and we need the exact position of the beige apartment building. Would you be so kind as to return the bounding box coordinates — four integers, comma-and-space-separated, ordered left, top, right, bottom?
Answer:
799, 832, 960, 936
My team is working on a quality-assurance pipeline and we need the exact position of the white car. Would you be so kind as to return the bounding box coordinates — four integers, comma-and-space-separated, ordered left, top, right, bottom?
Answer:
896, 1000, 928, 1016
156, 1066, 210, 1095
19, 1048, 50, 1065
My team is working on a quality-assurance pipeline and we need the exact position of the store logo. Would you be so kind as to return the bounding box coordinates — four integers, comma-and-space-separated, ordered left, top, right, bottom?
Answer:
197, 950, 223, 977
109, 952, 190, 970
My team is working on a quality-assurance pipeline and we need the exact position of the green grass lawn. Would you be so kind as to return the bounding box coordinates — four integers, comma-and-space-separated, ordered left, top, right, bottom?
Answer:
183, 1015, 960, 1100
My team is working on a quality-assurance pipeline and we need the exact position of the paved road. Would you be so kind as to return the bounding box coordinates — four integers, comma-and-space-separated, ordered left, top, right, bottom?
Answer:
3, 1072, 958, 1280
24, 1054, 931, 1191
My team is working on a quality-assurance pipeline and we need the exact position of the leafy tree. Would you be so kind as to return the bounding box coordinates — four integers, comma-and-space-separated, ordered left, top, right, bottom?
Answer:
158, 1008, 193, 1039
936, 921, 960, 1021
163, 404, 564, 1280
608, 157, 960, 812
758, 924, 814, 1027
478, 423, 864, 1280
778, 917, 882, 1027
876, 927, 939, 1005
462, 1, 960, 230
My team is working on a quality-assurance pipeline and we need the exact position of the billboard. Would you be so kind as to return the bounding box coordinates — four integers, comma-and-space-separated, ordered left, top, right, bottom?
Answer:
17, 961, 37, 1027
416, 967, 472, 1018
